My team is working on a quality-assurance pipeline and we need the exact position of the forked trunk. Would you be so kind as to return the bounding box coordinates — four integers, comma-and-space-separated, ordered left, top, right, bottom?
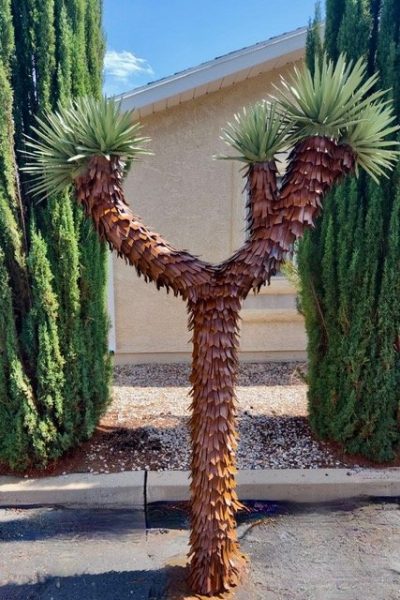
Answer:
71, 148, 355, 597
188, 294, 244, 595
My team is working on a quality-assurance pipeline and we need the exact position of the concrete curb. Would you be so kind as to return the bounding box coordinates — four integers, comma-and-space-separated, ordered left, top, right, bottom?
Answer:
1, 468, 400, 508
0, 471, 144, 508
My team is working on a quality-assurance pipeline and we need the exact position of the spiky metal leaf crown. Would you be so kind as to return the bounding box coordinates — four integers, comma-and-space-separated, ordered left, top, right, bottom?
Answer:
274, 54, 399, 180
22, 96, 151, 196
340, 101, 399, 180
219, 55, 398, 180
275, 54, 383, 137
217, 101, 290, 164
23, 56, 399, 192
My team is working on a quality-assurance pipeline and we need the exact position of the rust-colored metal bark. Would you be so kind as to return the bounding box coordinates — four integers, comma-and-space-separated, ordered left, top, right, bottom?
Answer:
73, 137, 355, 596
75, 156, 212, 300
188, 294, 243, 594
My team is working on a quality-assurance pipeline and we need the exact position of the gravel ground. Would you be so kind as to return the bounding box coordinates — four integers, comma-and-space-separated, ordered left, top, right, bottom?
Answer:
95, 361, 351, 472
1, 361, 358, 478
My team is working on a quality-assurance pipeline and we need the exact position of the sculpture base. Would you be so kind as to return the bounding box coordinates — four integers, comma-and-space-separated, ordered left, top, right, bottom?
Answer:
165, 553, 249, 599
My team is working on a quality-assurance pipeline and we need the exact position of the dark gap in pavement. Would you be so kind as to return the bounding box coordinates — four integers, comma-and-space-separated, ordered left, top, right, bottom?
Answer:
1, 498, 399, 544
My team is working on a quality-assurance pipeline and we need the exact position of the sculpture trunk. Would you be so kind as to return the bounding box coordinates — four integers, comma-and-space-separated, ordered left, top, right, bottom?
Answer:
188, 295, 244, 595
72, 145, 355, 596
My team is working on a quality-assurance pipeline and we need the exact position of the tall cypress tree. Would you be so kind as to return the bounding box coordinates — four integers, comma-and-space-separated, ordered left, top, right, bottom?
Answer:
337, 0, 372, 59
324, 0, 346, 60
299, 0, 400, 461
0, 0, 110, 469
305, 1, 323, 76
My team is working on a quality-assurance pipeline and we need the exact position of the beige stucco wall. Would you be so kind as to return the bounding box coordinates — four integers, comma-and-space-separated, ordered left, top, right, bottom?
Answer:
112, 61, 307, 364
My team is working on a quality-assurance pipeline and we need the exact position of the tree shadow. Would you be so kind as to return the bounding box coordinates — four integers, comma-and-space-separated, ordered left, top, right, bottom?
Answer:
0, 508, 145, 544
0, 566, 186, 600
0, 563, 251, 600
0, 414, 330, 478
91, 414, 322, 470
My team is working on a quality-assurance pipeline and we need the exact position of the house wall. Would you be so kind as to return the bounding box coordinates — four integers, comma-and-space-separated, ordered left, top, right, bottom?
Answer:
112, 61, 307, 364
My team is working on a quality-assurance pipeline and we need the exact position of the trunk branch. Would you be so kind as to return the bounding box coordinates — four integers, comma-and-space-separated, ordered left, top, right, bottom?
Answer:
245, 160, 278, 238
75, 155, 214, 301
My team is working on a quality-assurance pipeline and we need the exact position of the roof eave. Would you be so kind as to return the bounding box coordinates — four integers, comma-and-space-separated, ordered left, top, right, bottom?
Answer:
118, 27, 307, 118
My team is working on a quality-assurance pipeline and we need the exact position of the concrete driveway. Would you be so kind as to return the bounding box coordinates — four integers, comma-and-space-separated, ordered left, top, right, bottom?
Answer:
0, 499, 399, 599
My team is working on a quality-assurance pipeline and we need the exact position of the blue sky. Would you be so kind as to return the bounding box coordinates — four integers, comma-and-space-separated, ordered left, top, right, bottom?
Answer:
103, 0, 320, 96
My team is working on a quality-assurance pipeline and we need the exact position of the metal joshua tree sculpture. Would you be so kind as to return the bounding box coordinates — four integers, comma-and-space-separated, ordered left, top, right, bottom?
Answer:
24, 55, 398, 596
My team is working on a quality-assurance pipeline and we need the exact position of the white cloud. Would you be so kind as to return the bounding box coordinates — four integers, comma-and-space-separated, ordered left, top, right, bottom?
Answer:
104, 50, 154, 82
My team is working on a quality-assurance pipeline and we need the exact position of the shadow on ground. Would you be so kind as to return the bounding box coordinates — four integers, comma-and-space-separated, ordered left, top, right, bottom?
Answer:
0, 508, 144, 543
0, 566, 184, 600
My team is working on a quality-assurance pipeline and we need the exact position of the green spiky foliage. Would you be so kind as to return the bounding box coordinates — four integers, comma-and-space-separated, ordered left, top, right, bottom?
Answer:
218, 101, 290, 164
275, 54, 399, 180
298, 0, 400, 462
218, 61, 399, 177
275, 54, 380, 139
0, 0, 111, 471
23, 97, 151, 196
342, 101, 399, 179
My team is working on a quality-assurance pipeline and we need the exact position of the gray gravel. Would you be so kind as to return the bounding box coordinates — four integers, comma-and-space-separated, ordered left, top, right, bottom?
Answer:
100, 362, 351, 472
